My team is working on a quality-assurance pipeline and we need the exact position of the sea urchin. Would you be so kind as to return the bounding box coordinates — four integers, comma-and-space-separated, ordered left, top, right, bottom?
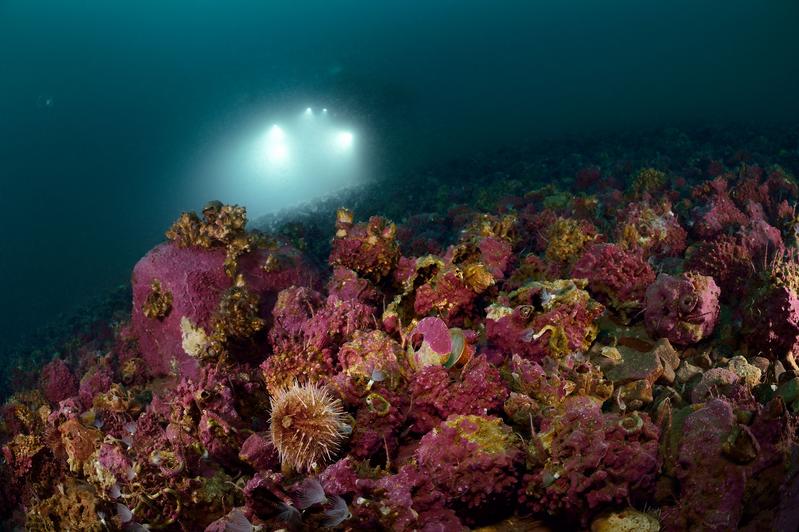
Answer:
269, 381, 349, 473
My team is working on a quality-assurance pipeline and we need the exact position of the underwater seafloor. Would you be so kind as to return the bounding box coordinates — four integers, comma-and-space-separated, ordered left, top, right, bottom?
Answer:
3, 125, 799, 530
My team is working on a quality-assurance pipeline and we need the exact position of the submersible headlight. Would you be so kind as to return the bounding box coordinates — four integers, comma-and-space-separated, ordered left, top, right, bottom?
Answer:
334, 130, 354, 150
264, 124, 289, 164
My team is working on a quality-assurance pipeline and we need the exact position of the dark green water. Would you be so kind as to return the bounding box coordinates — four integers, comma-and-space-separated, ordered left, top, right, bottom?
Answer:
1, 0, 798, 350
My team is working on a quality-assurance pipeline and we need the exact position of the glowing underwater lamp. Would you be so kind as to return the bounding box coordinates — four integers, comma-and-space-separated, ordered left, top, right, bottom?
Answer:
264, 124, 289, 165
334, 130, 354, 150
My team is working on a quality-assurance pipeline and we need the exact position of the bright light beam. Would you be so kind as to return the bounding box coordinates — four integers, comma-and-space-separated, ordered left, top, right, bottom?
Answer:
334, 130, 354, 150
264, 125, 289, 165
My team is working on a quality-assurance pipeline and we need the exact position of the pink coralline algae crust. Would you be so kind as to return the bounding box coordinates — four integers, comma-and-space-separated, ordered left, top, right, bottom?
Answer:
616, 201, 688, 258
326, 266, 382, 304
660, 397, 797, 531
329, 211, 400, 282
39, 359, 78, 405
742, 264, 799, 360
337, 329, 408, 392
644, 272, 720, 345
690, 192, 748, 239
661, 399, 745, 531
415, 415, 523, 521
239, 432, 280, 472
408, 355, 509, 435
348, 385, 409, 460
477, 236, 514, 279
262, 288, 377, 393
413, 266, 478, 323
738, 218, 785, 260
571, 243, 655, 321
485, 281, 604, 363
684, 235, 752, 300
131, 242, 313, 378
518, 396, 660, 523
77, 364, 113, 409
356, 464, 464, 531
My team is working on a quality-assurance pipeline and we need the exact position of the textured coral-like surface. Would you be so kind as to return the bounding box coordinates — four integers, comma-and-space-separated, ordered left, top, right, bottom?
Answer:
6, 131, 799, 531
571, 243, 655, 321
518, 396, 660, 523
131, 240, 313, 378
416, 415, 523, 521
644, 272, 721, 345
742, 258, 799, 360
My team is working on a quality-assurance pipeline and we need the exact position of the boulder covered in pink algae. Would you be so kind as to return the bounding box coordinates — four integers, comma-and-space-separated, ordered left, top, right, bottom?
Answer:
684, 234, 752, 300
348, 384, 409, 460
239, 432, 280, 473
738, 218, 784, 260
742, 259, 799, 360
415, 415, 523, 523
689, 182, 748, 239
336, 329, 408, 393
413, 265, 480, 324
39, 358, 78, 405
262, 289, 376, 393
616, 201, 687, 258
131, 241, 313, 378
660, 399, 744, 531
571, 243, 655, 322
354, 464, 464, 531
644, 272, 720, 345
660, 397, 799, 531
518, 396, 660, 523
409, 355, 508, 435
485, 279, 604, 363
329, 208, 400, 283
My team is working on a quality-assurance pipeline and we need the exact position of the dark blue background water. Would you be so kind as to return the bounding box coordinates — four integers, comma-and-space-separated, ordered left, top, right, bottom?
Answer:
1, 0, 798, 349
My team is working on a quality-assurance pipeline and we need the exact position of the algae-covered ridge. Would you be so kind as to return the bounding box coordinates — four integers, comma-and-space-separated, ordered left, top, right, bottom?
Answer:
4, 128, 799, 531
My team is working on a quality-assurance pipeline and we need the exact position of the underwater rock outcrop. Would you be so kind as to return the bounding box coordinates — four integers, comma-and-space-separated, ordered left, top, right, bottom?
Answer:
130, 203, 316, 378
4, 130, 799, 531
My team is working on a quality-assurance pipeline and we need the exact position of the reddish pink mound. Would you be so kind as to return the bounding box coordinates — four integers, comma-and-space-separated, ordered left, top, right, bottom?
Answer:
40, 358, 78, 405
131, 242, 313, 378
738, 218, 785, 260
616, 201, 687, 258
570, 243, 654, 321
415, 415, 522, 521
413, 266, 478, 325
661, 397, 796, 531
644, 272, 720, 345
518, 396, 660, 522
409, 355, 508, 435
355, 465, 463, 531
684, 235, 752, 300
329, 212, 400, 282
477, 236, 514, 279
486, 284, 604, 363
690, 193, 748, 239
743, 284, 799, 361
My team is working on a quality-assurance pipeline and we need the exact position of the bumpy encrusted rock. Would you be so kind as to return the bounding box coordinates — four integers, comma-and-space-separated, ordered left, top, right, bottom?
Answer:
131, 241, 312, 378
571, 243, 654, 322
742, 257, 799, 360
518, 397, 660, 523
644, 272, 720, 345
329, 209, 400, 282
486, 279, 604, 362
416, 415, 523, 521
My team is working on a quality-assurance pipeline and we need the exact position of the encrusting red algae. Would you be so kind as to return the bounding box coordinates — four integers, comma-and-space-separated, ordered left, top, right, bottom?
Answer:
4, 139, 799, 531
